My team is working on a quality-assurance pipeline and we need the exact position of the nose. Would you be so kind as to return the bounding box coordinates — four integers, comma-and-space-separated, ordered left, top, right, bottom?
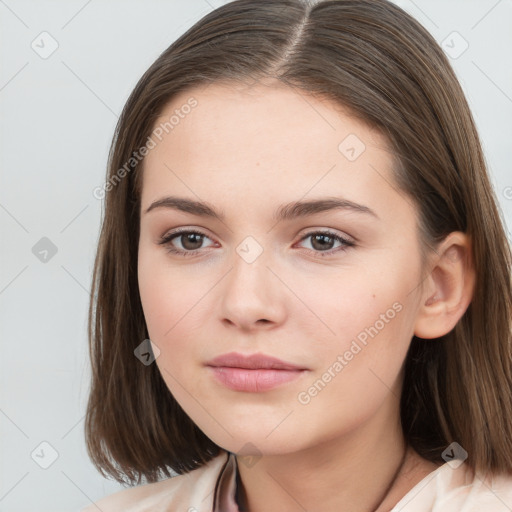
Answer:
219, 245, 287, 332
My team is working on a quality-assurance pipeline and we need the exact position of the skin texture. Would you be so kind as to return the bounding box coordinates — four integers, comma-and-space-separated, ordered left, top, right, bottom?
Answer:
137, 81, 475, 511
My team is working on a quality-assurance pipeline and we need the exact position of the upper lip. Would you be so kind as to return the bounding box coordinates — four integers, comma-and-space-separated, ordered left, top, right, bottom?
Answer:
206, 352, 307, 370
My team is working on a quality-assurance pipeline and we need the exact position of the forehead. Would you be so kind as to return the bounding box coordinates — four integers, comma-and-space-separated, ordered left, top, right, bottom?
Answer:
149, 80, 388, 159
140, 81, 402, 220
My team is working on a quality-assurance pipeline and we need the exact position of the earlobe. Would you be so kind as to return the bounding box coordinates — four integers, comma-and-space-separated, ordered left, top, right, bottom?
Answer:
413, 232, 476, 340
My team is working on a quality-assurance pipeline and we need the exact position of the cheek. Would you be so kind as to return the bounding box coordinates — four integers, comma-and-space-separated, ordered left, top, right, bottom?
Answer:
293, 301, 412, 443
301, 274, 416, 402
310, 273, 402, 350
138, 253, 199, 341
137, 256, 216, 405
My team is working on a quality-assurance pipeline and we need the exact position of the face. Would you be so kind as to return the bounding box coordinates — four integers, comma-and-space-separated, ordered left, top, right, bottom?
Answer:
137, 81, 428, 456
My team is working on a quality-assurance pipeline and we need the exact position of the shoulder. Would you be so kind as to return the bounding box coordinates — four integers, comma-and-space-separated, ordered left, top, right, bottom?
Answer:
392, 460, 512, 511
80, 451, 230, 512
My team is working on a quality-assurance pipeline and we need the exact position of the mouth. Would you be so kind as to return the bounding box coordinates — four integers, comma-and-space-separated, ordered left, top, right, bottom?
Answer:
205, 352, 308, 392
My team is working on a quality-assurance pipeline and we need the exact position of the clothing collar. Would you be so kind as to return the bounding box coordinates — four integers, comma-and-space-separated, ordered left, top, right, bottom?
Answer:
213, 451, 244, 511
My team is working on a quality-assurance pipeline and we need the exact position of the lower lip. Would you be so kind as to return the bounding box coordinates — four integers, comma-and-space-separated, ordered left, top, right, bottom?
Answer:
208, 366, 305, 392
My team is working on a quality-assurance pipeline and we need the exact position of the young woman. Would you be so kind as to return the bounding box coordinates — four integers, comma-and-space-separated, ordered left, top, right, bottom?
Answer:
81, 0, 512, 510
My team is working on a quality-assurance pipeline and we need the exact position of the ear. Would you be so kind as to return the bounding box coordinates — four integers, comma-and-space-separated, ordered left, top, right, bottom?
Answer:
414, 232, 476, 339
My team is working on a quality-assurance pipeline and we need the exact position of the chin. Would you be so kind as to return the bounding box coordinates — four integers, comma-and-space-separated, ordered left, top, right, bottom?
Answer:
202, 423, 305, 456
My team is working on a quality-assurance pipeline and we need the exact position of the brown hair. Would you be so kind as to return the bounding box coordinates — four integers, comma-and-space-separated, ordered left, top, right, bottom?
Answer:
85, 0, 512, 485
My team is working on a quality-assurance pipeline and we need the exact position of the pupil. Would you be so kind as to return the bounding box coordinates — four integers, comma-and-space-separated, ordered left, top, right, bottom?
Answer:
183, 233, 202, 250
312, 234, 333, 251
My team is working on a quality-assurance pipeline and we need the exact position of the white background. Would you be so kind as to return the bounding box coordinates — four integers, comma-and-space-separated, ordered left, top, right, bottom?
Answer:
0, 1, 511, 510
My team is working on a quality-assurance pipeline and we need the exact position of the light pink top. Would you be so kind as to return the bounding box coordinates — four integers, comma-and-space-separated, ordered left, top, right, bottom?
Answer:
80, 450, 512, 511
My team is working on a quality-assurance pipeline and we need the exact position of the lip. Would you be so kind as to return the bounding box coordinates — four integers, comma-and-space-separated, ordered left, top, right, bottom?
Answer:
206, 352, 307, 370
205, 352, 308, 392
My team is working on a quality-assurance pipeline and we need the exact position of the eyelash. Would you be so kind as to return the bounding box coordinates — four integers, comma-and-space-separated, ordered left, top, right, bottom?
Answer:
158, 228, 355, 259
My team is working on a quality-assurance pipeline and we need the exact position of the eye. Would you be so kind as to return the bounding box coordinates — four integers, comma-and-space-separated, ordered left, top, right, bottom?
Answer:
296, 230, 355, 257
158, 229, 216, 257
158, 228, 355, 258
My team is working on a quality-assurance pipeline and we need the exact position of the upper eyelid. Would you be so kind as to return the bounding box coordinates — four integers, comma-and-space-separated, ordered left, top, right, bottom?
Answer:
161, 228, 215, 243
160, 229, 355, 261
161, 227, 353, 246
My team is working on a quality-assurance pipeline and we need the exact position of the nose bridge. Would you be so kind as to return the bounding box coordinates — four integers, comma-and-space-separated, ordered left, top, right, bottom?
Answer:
219, 234, 284, 327
229, 234, 271, 299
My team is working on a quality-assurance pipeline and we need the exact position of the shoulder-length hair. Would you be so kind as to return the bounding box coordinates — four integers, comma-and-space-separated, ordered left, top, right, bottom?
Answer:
85, 0, 512, 485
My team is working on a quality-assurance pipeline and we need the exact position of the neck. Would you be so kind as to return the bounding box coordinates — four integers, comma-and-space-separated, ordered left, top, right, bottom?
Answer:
235, 396, 419, 512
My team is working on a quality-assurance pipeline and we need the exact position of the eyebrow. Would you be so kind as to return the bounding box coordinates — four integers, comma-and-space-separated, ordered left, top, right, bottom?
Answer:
143, 196, 378, 221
